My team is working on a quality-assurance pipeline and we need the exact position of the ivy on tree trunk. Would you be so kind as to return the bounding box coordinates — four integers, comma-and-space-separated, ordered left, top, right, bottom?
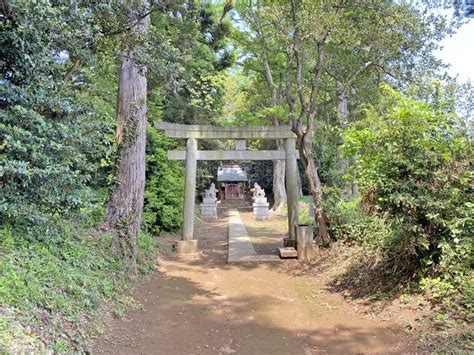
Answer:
106, 0, 150, 274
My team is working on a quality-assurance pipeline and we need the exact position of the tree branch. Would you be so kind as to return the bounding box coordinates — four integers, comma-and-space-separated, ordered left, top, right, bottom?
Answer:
290, 0, 306, 114
64, 58, 81, 82
105, 9, 154, 36
211, 1, 233, 51
104, 1, 171, 37
285, 46, 296, 114
253, 6, 277, 103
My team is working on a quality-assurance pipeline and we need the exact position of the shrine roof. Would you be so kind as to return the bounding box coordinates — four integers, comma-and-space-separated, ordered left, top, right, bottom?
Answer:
217, 166, 248, 182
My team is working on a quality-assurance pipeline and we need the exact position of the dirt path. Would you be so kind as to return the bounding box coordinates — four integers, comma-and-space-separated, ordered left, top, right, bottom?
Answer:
94, 210, 416, 354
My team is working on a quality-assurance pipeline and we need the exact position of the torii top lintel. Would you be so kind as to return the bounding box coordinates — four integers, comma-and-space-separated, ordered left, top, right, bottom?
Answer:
154, 121, 296, 139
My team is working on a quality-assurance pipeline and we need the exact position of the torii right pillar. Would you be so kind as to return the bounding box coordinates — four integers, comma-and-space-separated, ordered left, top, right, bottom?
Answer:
285, 138, 299, 240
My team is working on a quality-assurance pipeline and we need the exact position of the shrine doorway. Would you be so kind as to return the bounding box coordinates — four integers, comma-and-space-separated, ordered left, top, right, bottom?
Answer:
225, 183, 243, 199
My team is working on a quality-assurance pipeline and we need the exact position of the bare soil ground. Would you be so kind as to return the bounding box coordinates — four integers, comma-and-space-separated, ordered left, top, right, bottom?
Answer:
94, 209, 421, 354
240, 210, 287, 255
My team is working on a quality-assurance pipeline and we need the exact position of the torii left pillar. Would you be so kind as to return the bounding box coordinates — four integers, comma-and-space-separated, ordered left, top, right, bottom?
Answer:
176, 137, 199, 255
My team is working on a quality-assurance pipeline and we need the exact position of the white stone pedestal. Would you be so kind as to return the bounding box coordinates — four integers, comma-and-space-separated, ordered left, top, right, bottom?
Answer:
253, 197, 269, 220
201, 197, 217, 220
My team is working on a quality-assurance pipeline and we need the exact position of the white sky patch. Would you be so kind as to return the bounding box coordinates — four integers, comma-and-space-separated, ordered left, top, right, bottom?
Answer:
436, 19, 474, 82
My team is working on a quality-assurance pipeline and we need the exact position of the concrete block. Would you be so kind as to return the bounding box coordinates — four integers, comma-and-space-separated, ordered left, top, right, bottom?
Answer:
279, 247, 297, 258
202, 197, 217, 204
296, 225, 313, 245
175, 239, 198, 255
296, 243, 315, 261
254, 197, 268, 204
296, 225, 315, 261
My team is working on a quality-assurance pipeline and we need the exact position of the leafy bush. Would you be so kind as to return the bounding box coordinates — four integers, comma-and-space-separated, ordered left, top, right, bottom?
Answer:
327, 198, 400, 256
298, 196, 314, 225
142, 127, 184, 235
0, 4, 157, 351
1, 104, 114, 231
326, 198, 368, 242
1, 1, 116, 237
343, 84, 473, 315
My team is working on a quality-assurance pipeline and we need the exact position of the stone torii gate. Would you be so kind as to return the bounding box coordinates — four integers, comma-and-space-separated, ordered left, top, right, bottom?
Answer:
155, 121, 299, 255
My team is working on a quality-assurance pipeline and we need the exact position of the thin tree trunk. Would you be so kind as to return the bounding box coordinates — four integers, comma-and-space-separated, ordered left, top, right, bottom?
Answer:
282, 0, 334, 244
297, 132, 331, 246
273, 138, 287, 211
349, 86, 359, 196
290, 13, 331, 243
105, 1, 150, 273
252, 8, 288, 211
338, 91, 351, 199
296, 166, 303, 197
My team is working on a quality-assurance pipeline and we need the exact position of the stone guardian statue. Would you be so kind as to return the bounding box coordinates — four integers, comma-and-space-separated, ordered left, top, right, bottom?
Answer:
201, 182, 218, 220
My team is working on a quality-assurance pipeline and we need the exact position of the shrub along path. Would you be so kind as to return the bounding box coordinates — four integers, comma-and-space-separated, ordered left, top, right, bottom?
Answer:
94, 210, 420, 354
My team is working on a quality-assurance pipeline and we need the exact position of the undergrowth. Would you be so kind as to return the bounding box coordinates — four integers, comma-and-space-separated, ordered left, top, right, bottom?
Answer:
0, 210, 158, 353
327, 198, 473, 350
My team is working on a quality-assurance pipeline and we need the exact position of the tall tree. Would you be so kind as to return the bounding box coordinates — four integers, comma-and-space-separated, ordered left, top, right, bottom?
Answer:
105, 0, 150, 272
237, 0, 452, 244
233, 6, 289, 210
153, 1, 235, 125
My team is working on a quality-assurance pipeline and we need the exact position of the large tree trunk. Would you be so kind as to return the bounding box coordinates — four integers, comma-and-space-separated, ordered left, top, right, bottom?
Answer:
272, 138, 287, 211
105, 1, 150, 273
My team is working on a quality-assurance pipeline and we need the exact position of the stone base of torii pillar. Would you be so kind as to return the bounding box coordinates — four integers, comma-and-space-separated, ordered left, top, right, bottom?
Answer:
175, 239, 199, 256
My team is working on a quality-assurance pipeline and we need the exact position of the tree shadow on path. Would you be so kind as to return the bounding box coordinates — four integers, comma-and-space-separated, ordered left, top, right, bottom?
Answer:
94, 269, 409, 354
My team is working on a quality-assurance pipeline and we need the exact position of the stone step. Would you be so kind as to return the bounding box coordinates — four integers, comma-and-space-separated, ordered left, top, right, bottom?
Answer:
229, 254, 280, 263
278, 247, 297, 259
219, 200, 252, 208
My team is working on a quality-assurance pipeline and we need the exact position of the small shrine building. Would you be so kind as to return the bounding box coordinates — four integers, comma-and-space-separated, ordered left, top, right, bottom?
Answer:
217, 164, 247, 200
